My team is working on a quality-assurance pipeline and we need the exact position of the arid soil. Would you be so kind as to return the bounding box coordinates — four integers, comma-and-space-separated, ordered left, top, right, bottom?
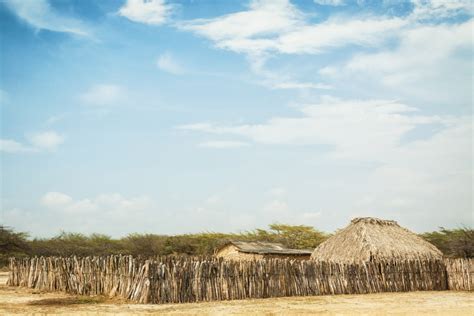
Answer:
0, 272, 472, 315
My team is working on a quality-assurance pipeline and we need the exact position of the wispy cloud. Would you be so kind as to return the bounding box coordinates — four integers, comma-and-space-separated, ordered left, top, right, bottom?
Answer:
269, 82, 332, 90
179, 0, 303, 49
320, 20, 473, 105
267, 187, 287, 197
273, 17, 405, 54
80, 84, 122, 106
0, 139, 33, 153
178, 0, 303, 56
8, 192, 156, 236
41, 191, 152, 215
177, 0, 407, 91
179, 97, 443, 161
314, 0, 345, 6
1, 130, 64, 153
180, 0, 405, 56
179, 96, 472, 228
119, 0, 173, 25
3, 0, 89, 36
177, 0, 472, 96
411, 0, 473, 21
45, 114, 67, 126
198, 140, 250, 148
156, 52, 184, 75
28, 131, 64, 150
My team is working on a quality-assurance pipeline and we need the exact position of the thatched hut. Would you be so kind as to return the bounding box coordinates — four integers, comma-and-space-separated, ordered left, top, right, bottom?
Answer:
311, 217, 443, 263
216, 241, 312, 261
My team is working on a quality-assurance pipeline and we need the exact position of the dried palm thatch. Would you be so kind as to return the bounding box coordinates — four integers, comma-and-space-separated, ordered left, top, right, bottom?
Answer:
311, 217, 443, 263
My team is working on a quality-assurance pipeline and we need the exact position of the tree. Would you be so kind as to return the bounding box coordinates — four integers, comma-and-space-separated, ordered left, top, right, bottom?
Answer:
267, 223, 329, 249
421, 227, 474, 258
0, 225, 30, 266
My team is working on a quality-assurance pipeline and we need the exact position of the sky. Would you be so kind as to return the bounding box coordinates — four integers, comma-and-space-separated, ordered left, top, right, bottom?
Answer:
0, 0, 472, 238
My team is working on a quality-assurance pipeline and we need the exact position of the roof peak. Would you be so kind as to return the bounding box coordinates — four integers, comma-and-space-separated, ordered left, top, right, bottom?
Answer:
351, 217, 399, 226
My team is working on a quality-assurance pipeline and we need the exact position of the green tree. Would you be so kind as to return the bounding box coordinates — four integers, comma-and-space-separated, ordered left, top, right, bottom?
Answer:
0, 226, 30, 266
421, 227, 474, 258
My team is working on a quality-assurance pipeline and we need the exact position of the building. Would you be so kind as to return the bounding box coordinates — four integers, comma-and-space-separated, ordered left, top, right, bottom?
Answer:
311, 217, 443, 263
215, 241, 312, 260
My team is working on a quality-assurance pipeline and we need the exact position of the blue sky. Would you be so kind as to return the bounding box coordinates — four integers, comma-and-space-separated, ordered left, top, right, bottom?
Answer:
0, 0, 472, 237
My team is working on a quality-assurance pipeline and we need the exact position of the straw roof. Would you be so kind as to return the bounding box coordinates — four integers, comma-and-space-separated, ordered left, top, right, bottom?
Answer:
220, 241, 312, 255
311, 217, 443, 263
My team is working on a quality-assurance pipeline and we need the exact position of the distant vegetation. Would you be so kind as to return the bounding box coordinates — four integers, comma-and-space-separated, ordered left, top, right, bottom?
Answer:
0, 224, 328, 267
1, 224, 472, 267
420, 227, 474, 259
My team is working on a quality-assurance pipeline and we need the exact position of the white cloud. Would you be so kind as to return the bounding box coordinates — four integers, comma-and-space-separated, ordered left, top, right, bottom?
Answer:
349, 21, 471, 73
178, 0, 471, 98
181, 0, 405, 56
247, 55, 332, 90
206, 195, 221, 204
262, 198, 323, 224
41, 192, 73, 207
180, 97, 472, 230
156, 52, 184, 74
354, 117, 472, 226
301, 212, 322, 220
270, 81, 332, 90
2, 192, 156, 236
328, 20, 472, 104
314, 0, 345, 5
80, 84, 122, 106
273, 17, 405, 54
45, 114, 66, 126
178, 0, 406, 91
0, 139, 32, 153
179, 97, 442, 161
28, 131, 64, 150
40, 192, 152, 215
1, 130, 64, 153
267, 187, 287, 197
198, 140, 250, 148
180, 0, 303, 54
410, 0, 473, 21
119, 0, 172, 25
263, 199, 289, 213
3, 0, 88, 36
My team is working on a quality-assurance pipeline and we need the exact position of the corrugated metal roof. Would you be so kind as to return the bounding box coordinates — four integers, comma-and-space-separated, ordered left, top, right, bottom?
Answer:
227, 241, 312, 255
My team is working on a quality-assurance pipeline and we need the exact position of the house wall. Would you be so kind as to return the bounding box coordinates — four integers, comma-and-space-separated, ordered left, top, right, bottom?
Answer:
215, 245, 265, 260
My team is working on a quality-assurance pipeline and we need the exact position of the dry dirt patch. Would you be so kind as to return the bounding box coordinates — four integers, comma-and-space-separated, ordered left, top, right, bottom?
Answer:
0, 272, 472, 315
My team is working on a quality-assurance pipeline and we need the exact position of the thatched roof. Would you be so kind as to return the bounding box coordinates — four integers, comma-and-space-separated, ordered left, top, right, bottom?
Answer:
221, 241, 312, 256
311, 217, 443, 263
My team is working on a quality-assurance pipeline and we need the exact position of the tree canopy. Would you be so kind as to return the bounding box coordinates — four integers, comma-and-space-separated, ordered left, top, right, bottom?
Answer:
0, 224, 472, 267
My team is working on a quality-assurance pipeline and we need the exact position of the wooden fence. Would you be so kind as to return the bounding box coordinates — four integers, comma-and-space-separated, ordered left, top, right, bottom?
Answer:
445, 258, 473, 291
7, 256, 149, 302
7, 256, 472, 304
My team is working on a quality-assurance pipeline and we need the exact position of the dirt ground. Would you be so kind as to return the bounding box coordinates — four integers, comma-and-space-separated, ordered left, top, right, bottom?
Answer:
0, 272, 472, 315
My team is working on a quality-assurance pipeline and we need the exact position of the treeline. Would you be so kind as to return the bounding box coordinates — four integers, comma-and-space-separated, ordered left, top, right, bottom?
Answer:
0, 224, 328, 267
420, 227, 474, 259
1, 224, 473, 267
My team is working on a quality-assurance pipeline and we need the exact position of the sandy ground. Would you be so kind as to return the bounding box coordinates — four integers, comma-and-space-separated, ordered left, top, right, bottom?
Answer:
0, 272, 472, 315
